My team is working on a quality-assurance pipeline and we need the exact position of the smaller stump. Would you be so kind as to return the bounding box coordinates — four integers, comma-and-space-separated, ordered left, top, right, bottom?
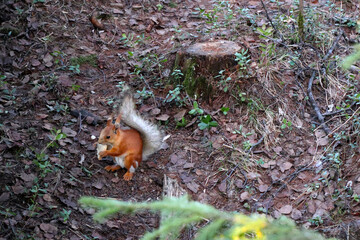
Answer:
175, 40, 243, 100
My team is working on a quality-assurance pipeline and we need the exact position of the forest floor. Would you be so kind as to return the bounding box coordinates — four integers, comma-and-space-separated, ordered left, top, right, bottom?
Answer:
1, 0, 360, 239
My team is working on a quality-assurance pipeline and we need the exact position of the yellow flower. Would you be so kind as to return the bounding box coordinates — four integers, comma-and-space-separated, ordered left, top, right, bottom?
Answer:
231, 214, 267, 240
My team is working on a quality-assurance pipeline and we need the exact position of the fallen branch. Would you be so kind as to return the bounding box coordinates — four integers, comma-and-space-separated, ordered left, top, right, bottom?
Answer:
322, 30, 344, 63
307, 30, 344, 135
321, 29, 344, 84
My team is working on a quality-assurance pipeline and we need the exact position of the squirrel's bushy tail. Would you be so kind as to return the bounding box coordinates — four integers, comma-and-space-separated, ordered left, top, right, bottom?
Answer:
119, 95, 162, 160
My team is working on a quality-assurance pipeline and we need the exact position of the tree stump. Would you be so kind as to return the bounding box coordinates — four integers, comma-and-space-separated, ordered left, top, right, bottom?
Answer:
174, 40, 242, 100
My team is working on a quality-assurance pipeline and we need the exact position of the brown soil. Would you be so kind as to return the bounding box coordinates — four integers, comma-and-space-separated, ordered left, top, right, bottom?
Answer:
0, 0, 360, 240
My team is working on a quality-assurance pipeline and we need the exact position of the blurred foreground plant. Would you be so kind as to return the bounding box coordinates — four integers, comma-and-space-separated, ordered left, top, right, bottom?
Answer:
79, 195, 335, 240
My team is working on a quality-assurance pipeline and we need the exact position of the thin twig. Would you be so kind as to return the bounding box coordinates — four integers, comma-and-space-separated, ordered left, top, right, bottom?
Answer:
322, 102, 356, 116
307, 29, 344, 135
329, 106, 360, 136
225, 136, 265, 181
320, 29, 344, 84
307, 70, 331, 134
259, 0, 284, 41
77, 112, 83, 135
322, 30, 344, 63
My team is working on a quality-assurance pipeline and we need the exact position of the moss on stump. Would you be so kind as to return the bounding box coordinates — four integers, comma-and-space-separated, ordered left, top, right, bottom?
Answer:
174, 40, 242, 101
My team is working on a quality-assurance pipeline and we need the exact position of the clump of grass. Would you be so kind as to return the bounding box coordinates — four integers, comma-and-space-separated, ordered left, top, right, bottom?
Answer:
70, 54, 98, 67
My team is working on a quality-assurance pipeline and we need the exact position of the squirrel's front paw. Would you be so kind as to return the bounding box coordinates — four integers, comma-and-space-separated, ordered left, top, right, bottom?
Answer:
99, 151, 107, 159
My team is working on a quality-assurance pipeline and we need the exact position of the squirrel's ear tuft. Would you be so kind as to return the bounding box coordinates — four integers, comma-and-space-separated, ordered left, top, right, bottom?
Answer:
106, 115, 113, 126
115, 114, 122, 128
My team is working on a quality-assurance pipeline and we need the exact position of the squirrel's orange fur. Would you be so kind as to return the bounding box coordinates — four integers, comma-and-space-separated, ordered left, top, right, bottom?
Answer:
97, 95, 162, 181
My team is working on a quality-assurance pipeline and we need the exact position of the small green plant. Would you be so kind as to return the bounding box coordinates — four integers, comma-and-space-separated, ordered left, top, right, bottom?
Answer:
0, 74, 7, 87
257, 25, 274, 39
119, 33, 136, 48
28, 180, 47, 216
70, 54, 97, 67
0, 207, 16, 218
116, 81, 126, 89
281, 119, 292, 130
235, 49, 250, 71
46, 102, 69, 114
71, 84, 81, 91
59, 209, 72, 223
308, 216, 323, 226
165, 86, 184, 106
238, 92, 247, 102
256, 25, 276, 63
171, 69, 184, 82
353, 194, 360, 202
322, 152, 342, 169
342, 44, 360, 69
69, 64, 80, 74
168, 1, 177, 8
79, 195, 336, 240
156, 3, 164, 11
198, 115, 218, 130
106, 97, 115, 105
305, 182, 320, 193
136, 87, 153, 100
221, 106, 229, 115
238, 7, 257, 26
51, 50, 66, 66
1, 86, 16, 104
242, 140, 252, 151
189, 101, 204, 115
33, 153, 53, 178
215, 70, 232, 92
34, 129, 66, 177
176, 117, 187, 128
232, 125, 253, 138
256, 158, 265, 166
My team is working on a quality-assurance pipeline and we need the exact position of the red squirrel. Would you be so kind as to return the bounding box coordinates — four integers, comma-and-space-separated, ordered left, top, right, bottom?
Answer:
97, 95, 162, 181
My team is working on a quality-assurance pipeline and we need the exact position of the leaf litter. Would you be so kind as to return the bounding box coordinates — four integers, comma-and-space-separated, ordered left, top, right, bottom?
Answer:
0, 0, 360, 239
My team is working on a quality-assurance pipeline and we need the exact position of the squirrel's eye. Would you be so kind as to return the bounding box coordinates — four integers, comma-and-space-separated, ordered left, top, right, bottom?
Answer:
106, 136, 110, 139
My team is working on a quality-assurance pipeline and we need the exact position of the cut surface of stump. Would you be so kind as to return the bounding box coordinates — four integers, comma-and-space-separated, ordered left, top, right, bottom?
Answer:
174, 40, 243, 100
186, 40, 241, 58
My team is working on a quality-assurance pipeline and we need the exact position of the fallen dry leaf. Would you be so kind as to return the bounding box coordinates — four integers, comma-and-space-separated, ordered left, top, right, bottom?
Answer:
31, 59, 41, 67
279, 205, 292, 214
280, 161, 293, 172
291, 208, 302, 220
183, 162, 195, 169
218, 180, 227, 193
307, 146, 317, 155
62, 127, 77, 138
240, 192, 250, 201
20, 172, 36, 182
258, 184, 268, 192
12, 183, 25, 195
317, 136, 329, 146
173, 110, 187, 121
0, 192, 10, 202
273, 146, 282, 155
92, 181, 104, 190
186, 182, 199, 193
36, 113, 48, 119
43, 194, 53, 202
40, 223, 58, 234
150, 108, 161, 116
155, 114, 170, 121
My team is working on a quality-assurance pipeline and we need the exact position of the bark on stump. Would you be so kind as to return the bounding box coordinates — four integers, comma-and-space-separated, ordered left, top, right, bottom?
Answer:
174, 40, 242, 101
